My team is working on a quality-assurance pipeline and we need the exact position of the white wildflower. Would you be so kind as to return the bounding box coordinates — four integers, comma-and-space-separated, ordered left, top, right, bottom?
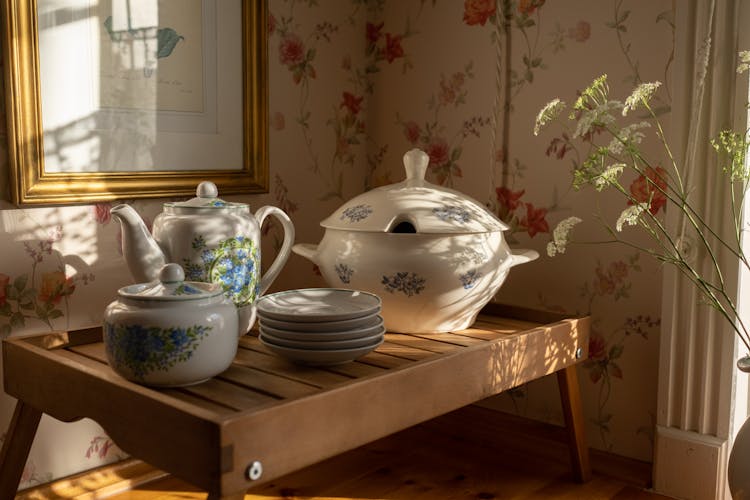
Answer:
615, 203, 648, 231
622, 82, 661, 116
547, 216, 583, 257
593, 163, 625, 191
573, 100, 619, 139
534, 98, 566, 135
738, 51, 750, 74
607, 121, 651, 155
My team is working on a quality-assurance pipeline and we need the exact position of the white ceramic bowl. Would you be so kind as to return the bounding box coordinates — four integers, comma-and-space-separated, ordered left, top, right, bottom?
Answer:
259, 327, 385, 350
259, 335, 383, 366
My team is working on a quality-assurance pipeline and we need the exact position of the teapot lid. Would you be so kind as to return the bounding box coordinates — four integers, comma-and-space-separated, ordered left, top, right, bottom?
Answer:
320, 149, 509, 234
164, 181, 248, 211
118, 264, 224, 301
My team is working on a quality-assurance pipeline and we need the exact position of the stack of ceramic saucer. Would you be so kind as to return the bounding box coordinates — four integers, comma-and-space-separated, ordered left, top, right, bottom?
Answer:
255, 288, 384, 366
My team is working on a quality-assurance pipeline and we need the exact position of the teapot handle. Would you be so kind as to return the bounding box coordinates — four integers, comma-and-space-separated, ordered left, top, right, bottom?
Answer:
254, 206, 295, 296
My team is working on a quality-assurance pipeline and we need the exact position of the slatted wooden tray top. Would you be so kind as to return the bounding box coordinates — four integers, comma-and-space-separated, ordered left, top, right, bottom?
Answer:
2, 304, 590, 498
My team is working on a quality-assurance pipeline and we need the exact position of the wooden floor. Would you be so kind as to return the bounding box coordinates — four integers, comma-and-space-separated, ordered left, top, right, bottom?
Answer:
18, 405, 674, 500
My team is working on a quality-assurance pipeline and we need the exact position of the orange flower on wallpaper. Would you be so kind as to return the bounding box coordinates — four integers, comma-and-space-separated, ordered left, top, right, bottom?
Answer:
403, 121, 421, 145
496, 186, 525, 213
518, 0, 546, 15
384, 33, 404, 63
463, 0, 496, 26
425, 137, 450, 167
520, 203, 550, 237
279, 33, 305, 67
568, 20, 591, 42
629, 166, 668, 215
0, 273, 9, 307
341, 92, 364, 116
38, 271, 75, 305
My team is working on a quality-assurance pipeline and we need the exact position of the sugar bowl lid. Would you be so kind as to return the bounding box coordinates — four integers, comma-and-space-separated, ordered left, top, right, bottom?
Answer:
163, 181, 248, 211
320, 149, 509, 234
118, 264, 224, 301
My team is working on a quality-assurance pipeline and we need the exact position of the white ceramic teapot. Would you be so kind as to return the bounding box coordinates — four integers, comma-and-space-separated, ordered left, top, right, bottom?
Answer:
111, 181, 295, 334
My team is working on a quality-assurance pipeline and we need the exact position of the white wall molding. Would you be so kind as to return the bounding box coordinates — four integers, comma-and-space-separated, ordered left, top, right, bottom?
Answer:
654, 425, 729, 500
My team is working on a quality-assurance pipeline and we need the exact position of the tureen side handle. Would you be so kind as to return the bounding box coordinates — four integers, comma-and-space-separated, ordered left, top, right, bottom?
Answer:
291, 243, 320, 265
508, 248, 540, 268
254, 206, 296, 295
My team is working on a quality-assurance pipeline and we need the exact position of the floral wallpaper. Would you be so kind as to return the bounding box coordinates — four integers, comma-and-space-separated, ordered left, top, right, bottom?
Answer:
0, 0, 672, 491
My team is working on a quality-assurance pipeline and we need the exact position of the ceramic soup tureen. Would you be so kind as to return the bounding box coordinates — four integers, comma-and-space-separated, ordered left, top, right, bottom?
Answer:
103, 263, 239, 387
111, 181, 295, 334
292, 149, 538, 333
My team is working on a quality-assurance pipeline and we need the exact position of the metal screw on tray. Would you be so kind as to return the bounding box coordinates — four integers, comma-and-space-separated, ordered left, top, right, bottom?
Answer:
575, 347, 583, 359
246, 461, 263, 481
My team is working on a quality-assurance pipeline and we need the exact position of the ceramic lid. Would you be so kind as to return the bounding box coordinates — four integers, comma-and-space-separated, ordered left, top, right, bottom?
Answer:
320, 149, 509, 234
118, 263, 224, 301
163, 181, 248, 212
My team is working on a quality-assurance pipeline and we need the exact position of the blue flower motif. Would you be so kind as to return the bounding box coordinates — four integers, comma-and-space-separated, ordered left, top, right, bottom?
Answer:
459, 269, 482, 289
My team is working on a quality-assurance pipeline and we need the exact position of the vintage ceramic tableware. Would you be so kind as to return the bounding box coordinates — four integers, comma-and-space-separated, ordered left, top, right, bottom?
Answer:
259, 327, 385, 350
103, 263, 239, 387
258, 316, 384, 341
258, 311, 382, 333
255, 288, 381, 322
111, 181, 295, 334
259, 335, 384, 366
292, 149, 538, 333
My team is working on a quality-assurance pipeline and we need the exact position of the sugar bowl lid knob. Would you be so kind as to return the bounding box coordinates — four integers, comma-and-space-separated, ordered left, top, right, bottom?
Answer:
159, 263, 185, 284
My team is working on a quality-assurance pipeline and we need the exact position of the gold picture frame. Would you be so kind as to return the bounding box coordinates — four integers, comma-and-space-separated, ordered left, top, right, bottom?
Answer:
1, 0, 268, 205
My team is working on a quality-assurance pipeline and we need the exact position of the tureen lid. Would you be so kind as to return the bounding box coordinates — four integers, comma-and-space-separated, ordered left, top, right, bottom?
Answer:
118, 263, 224, 301
163, 181, 248, 211
320, 149, 509, 233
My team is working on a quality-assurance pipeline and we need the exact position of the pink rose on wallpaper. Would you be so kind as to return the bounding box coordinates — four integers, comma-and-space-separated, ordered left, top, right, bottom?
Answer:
341, 91, 364, 116
93, 203, 111, 225
0, 273, 9, 307
569, 21, 591, 42
463, 0, 496, 26
279, 33, 305, 67
366, 21, 383, 45
610, 261, 629, 281
271, 111, 285, 131
518, 0, 545, 15
384, 33, 404, 63
520, 203, 549, 237
38, 271, 75, 305
439, 72, 466, 106
403, 121, 421, 144
629, 166, 668, 215
496, 186, 525, 212
594, 267, 616, 296
268, 13, 276, 36
425, 137, 449, 167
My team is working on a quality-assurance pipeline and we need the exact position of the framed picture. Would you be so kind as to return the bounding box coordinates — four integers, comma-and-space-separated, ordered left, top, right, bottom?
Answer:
1, 0, 268, 204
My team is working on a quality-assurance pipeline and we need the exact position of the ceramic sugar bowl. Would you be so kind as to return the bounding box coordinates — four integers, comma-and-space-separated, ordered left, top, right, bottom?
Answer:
103, 263, 239, 387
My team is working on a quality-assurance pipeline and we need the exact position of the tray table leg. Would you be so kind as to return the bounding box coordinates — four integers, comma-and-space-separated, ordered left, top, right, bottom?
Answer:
0, 400, 43, 499
557, 364, 592, 483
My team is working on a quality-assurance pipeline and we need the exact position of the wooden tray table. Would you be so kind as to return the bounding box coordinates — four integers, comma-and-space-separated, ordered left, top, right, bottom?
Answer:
0, 304, 591, 500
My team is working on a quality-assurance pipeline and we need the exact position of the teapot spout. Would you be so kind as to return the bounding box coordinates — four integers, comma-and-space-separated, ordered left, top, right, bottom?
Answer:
111, 204, 166, 283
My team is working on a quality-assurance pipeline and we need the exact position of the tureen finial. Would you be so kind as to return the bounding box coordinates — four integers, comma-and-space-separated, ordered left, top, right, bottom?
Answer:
159, 263, 185, 284
403, 149, 429, 182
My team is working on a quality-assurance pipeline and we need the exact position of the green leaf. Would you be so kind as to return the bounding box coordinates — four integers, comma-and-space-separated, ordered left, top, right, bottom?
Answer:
618, 9, 631, 23
156, 28, 184, 58
6, 287, 18, 301
609, 343, 624, 360
451, 147, 462, 161
48, 309, 63, 319
19, 302, 34, 311
14, 275, 28, 292
0, 303, 11, 316
19, 289, 35, 306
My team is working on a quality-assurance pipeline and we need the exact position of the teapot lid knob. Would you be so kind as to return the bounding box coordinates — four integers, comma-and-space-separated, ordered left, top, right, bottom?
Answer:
196, 181, 219, 199
403, 149, 429, 182
159, 263, 185, 284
